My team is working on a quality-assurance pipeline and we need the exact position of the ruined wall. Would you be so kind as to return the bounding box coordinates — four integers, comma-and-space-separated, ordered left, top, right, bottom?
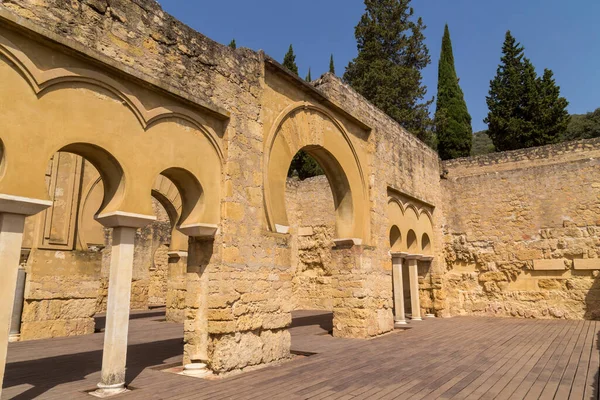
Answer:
2, 0, 444, 373
442, 139, 600, 320
286, 176, 336, 311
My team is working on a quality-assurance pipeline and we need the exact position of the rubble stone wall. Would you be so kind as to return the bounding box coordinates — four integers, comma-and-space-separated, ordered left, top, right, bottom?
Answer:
442, 139, 600, 320
286, 176, 336, 311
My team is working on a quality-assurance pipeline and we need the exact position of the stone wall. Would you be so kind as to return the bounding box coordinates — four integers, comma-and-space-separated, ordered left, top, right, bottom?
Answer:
442, 139, 600, 320
286, 176, 336, 311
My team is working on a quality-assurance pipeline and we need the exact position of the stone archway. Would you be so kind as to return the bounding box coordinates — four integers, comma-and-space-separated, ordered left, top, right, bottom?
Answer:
264, 103, 368, 242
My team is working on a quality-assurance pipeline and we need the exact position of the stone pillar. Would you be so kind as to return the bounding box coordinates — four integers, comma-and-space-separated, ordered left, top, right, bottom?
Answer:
392, 255, 406, 325
407, 257, 422, 321
0, 213, 26, 399
96, 226, 137, 396
166, 251, 188, 323
177, 224, 217, 377
0, 195, 51, 399
9, 265, 27, 341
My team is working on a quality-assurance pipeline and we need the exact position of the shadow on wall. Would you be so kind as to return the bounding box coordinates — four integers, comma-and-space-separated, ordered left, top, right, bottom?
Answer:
290, 311, 333, 335
3, 338, 181, 400
584, 274, 600, 320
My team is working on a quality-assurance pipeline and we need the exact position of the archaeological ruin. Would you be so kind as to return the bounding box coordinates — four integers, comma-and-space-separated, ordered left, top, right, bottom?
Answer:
1, 0, 600, 397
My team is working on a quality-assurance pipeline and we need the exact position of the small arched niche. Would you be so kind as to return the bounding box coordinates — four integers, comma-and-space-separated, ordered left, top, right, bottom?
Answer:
389, 226, 402, 251
407, 229, 418, 252
421, 233, 431, 254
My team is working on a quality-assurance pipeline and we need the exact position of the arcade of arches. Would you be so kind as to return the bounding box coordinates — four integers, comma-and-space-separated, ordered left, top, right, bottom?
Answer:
2, 1, 600, 396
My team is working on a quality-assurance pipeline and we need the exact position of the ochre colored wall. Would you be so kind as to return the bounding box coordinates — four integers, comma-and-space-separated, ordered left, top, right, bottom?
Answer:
442, 139, 600, 319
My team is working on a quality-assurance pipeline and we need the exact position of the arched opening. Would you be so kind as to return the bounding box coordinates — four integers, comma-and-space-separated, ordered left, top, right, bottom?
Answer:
286, 148, 336, 336
13, 145, 126, 340
389, 226, 402, 251
264, 106, 368, 241
407, 230, 418, 252
283, 145, 353, 239
421, 233, 431, 253
160, 167, 203, 228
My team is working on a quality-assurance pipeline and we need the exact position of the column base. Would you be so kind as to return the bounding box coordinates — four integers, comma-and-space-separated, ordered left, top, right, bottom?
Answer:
90, 383, 128, 398
394, 319, 408, 326
182, 362, 211, 378
8, 334, 20, 343
411, 317, 423, 321
425, 313, 436, 318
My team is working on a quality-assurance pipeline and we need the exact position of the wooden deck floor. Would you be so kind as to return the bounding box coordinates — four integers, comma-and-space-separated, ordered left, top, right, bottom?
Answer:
2, 310, 599, 399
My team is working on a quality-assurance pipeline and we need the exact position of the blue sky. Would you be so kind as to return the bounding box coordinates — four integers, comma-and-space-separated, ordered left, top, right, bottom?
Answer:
158, 0, 600, 132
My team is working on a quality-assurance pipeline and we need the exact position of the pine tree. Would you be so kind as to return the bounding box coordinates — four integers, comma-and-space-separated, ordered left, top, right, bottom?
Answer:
344, 0, 434, 145
305, 68, 312, 82
329, 54, 335, 74
228, 39, 236, 49
485, 31, 569, 151
283, 44, 299, 75
435, 24, 472, 160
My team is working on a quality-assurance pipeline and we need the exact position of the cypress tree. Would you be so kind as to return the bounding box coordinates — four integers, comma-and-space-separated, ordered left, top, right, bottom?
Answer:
228, 39, 236, 49
435, 24, 472, 160
283, 44, 299, 75
329, 54, 335, 74
534, 68, 570, 145
344, 0, 434, 145
305, 68, 312, 82
485, 31, 569, 151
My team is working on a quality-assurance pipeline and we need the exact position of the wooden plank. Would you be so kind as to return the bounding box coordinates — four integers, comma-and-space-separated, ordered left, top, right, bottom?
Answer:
567, 320, 596, 399
582, 321, 600, 400
524, 320, 586, 399
506, 319, 581, 399
538, 320, 590, 399
493, 320, 572, 400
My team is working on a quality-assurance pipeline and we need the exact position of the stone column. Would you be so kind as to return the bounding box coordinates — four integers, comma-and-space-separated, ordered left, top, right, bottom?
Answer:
93, 211, 156, 397
96, 226, 137, 396
166, 251, 188, 323
177, 224, 217, 377
0, 213, 26, 399
407, 257, 422, 321
0, 195, 51, 399
392, 255, 406, 325
9, 265, 27, 341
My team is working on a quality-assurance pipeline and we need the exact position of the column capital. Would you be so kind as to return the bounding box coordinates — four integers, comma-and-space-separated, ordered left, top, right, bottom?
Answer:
167, 251, 188, 259
0, 194, 52, 216
333, 238, 363, 248
95, 211, 156, 228
177, 223, 218, 238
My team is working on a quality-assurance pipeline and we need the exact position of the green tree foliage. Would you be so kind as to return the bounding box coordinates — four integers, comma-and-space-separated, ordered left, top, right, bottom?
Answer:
305, 68, 312, 82
485, 31, 569, 151
228, 39, 236, 49
470, 130, 495, 156
283, 44, 299, 75
287, 150, 324, 180
329, 54, 335, 74
562, 108, 600, 141
344, 0, 434, 145
434, 24, 472, 160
